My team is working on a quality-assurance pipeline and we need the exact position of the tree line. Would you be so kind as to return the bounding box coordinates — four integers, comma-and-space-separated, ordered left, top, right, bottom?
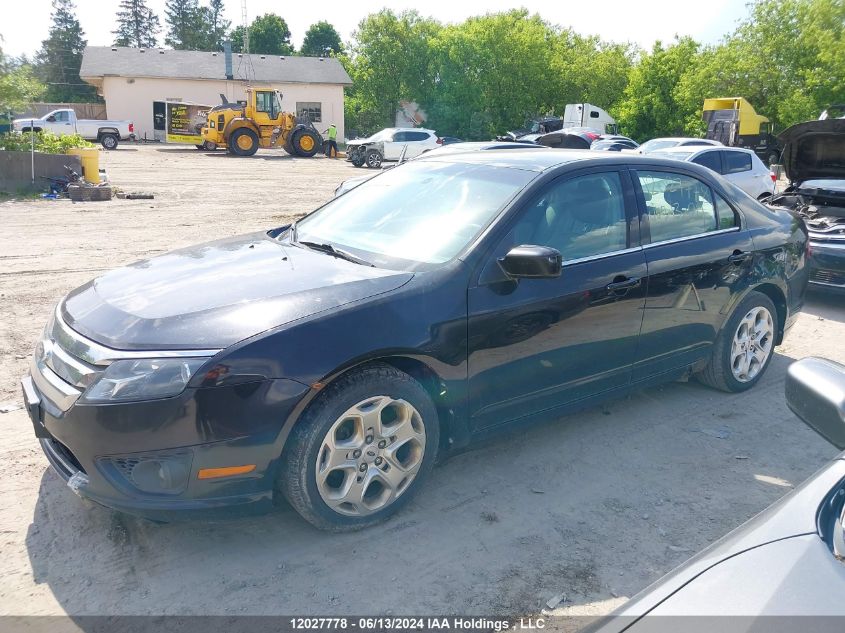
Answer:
2, 0, 842, 142
342, 0, 843, 140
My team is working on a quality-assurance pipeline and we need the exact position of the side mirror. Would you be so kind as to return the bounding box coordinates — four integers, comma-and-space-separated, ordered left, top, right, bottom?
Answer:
498, 245, 562, 279
785, 357, 845, 449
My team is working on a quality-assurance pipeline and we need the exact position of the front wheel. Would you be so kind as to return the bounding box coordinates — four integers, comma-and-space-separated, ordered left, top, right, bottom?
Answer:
278, 363, 439, 531
365, 149, 383, 169
100, 133, 119, 150
697, 291, 778, 392
292, 128, 320, 157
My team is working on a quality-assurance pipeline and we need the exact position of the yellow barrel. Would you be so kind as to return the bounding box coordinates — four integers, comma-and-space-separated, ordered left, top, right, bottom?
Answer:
66, 148, 100, 184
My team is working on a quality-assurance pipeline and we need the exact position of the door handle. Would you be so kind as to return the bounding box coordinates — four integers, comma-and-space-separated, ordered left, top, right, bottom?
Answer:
728, 251, 752, 265
606, 277, 641, 291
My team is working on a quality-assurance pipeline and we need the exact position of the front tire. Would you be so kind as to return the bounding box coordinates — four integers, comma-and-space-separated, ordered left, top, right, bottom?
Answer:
292, 128, 320, 157
365, 150, 383, 169
697, 291, 778, 392
279, 363, 439, 531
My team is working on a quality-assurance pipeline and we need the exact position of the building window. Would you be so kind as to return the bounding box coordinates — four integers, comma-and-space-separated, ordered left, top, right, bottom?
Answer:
296, 102, 322, 123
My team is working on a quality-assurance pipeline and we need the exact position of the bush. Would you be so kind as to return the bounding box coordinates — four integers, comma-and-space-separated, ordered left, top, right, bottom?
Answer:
0, 130, 94, 154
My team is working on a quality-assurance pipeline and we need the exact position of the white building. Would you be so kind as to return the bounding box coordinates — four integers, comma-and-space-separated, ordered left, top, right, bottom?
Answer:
80, 46, 352, 141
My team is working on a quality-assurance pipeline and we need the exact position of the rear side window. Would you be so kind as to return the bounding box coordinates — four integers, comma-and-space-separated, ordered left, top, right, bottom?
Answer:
691, 151, 721, 173
637, 171, 717, 243
406, 131, 431, 142
724, 151, 752, 174
715, 194, 738, 229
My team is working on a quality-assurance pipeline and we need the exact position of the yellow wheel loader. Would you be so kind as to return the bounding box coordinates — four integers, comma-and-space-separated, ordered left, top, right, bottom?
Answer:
201, 88, 323, 157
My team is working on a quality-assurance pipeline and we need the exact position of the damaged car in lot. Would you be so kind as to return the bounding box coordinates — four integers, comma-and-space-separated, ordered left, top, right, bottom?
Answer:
22, 150, 808, 531
345, 128, 441, 168
767, 119, 845, 293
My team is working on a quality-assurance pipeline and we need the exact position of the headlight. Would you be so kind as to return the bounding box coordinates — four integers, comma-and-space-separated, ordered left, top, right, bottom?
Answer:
80, 358, 209, 403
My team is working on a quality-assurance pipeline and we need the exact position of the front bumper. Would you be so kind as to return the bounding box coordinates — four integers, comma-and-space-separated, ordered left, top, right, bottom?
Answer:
808, 239, 845, 293
22, 367, 309, 521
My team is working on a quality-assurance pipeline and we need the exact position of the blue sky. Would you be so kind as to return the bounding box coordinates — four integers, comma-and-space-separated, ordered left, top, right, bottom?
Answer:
1, 0, 751, 58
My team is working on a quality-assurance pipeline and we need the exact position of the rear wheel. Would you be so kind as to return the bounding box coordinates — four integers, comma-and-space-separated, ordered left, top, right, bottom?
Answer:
203, 141, 217, 151
697, 291, 778, 392
229, 128, 259, 156
292, 128, 320, 157
100, 133, 119, 150
279, 363, 439, 531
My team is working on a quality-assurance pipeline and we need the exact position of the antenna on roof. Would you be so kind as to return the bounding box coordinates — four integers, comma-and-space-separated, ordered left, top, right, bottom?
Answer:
238, 0, 255, 86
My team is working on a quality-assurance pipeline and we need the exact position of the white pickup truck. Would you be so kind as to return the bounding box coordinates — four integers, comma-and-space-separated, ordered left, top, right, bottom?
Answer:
12, 108, 134, 149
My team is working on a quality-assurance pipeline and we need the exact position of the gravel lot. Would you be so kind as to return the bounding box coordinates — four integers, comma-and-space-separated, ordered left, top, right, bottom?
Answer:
0, 145, 843, 621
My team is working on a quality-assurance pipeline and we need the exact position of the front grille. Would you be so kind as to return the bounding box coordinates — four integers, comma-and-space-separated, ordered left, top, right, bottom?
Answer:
811, 269, 845, 287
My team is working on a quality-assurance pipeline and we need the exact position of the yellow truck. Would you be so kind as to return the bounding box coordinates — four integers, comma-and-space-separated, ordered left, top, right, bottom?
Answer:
201, 88, 322, 157
702, 97, 782, 165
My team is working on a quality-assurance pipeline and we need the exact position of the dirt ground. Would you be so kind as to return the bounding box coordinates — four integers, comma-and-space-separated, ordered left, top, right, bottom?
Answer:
0, 145, 843, 620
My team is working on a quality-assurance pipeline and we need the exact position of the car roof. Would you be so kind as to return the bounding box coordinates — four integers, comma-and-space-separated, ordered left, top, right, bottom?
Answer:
646, 137, 717, 143
655, 145, 754, 156
381, 127, 436, 133
414, 148, 728, 173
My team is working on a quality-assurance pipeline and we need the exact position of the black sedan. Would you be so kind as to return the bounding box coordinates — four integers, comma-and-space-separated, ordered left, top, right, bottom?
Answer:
21, 150, 808, 530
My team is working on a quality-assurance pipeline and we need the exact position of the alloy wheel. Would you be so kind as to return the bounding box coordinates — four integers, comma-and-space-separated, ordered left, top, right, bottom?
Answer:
315, 396, 426, 516
730, 306, 774, 382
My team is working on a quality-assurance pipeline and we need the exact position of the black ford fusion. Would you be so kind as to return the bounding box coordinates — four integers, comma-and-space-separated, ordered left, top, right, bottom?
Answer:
22, 150, 808, 531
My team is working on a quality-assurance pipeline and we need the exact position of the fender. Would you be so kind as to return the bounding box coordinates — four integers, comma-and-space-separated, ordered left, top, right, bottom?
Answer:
223, 117, 260, 143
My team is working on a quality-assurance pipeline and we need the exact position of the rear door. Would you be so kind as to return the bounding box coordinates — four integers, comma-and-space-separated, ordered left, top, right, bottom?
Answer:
467, 167, 647, 429
721, 150, 763, 198
631, 168, 754, 381
403, 131, 434, 157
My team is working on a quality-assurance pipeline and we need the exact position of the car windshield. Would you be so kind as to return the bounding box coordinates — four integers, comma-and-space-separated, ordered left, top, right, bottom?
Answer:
640, 139, 679, 153
292, 160, 534, 268
650, 150, 694, 161
365, 130, 394, 142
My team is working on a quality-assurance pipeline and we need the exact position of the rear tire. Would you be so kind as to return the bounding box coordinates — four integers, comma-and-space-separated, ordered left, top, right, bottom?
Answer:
100, 133, 119, 150
229, 128, 259, 157
696, 291, 778, 393
279, 363, 439, 531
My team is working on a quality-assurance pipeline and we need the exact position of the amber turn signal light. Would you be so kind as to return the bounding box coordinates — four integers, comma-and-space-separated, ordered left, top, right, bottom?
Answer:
197, 464, 256, 480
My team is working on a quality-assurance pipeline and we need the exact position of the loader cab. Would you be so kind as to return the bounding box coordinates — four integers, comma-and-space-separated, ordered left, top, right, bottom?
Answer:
254, 90, 283, 121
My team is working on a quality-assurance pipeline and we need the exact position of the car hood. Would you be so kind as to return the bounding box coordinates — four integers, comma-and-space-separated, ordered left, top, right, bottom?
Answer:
61, 232, 413, 350
778, 119, 845, 184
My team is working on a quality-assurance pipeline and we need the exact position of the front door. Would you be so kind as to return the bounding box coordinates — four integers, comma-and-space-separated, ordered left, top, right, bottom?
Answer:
467, 168, 647, 429
383, 131, 405, 160
631, 168, 755, 381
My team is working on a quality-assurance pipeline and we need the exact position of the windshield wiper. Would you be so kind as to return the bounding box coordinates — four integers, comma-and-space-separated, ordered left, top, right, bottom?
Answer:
296, 240, 375, 267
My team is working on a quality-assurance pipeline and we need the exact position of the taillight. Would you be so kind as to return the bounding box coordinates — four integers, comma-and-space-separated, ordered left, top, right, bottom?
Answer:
770, 171, 776, 183
129, 123, 134, 133
436, 137, 443, 144
586, 132, 600, 141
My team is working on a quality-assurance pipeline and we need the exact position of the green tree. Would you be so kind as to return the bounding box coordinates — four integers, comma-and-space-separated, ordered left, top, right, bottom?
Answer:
614, 37, 701, 139
0, 64, 47, 113
164, 0, 204, 49
344, 10, 441, 135
36, 0, 96, 102
113, 0, 161, 48
301, 21, 344, 57
230, 14, 294, 55
429, 10, 553, 138
198, 0, 230, 51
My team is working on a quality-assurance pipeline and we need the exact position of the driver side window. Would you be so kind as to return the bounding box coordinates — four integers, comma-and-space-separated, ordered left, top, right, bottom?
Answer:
54, 111, 69, 122
509, 172, 629, 262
